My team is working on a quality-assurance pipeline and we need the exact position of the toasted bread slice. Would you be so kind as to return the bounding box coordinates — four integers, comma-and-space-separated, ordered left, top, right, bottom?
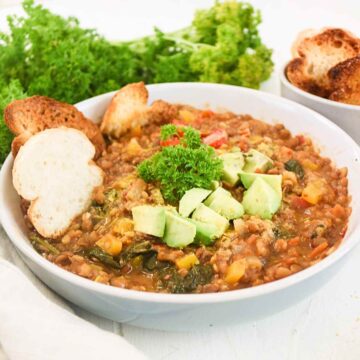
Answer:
286, 58, 329, 97
100, 82, 178, 138
101, 82, 149, 137
287, 28, 360, 96
291, 29, 318, 57
5, 96, 105, 157
328, 55, 360, 105
12, 128, 103, 239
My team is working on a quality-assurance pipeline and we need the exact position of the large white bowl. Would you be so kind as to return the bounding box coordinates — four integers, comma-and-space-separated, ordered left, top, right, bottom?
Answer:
1, 83, 360, 331
280, 63, 360, 144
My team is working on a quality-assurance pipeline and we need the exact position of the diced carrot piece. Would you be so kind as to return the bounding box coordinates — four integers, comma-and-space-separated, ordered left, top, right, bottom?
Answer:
288, 237, 300, 246
302, 159, 319, 171
309, 242, 328, 259
179, 110, 196, 123
225, 259, 246, 284
176, 253, 199, 270
302, 179, 327, 205
96, 234, 122, 256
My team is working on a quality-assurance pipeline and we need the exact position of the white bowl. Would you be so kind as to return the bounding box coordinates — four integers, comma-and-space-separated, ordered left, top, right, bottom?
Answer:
280, 63, 360, 144
1, 83, 360, 331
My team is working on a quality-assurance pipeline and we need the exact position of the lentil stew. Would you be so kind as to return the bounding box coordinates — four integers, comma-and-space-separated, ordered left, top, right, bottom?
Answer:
24, 100, 350, 294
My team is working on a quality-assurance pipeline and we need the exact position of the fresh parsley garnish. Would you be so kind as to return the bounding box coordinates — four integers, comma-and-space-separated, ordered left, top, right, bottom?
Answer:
138, 125, 222, 203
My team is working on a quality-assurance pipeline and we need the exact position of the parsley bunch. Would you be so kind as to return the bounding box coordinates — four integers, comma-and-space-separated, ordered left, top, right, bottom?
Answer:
0, 0, 273, 166
138, 125, 223, 203
130, 1, 273, 87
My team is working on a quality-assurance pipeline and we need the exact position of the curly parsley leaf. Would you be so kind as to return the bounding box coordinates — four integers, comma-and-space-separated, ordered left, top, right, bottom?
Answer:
0, 0, 273, 166
138, 126, 223, 203
0, 0, 139, 104
181, 127, 202, 149
160, 124, 178, 141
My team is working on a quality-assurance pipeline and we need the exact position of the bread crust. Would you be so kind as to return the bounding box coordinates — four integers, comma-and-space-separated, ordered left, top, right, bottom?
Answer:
100, 82, 149, 137
296, 28, 360, 58
286, 58, 329, 97
100, 82, 179, 137
328, 55, 360, 105
12, 127, 104, 239
286, 28, 360, 96
4, 96, 105, 157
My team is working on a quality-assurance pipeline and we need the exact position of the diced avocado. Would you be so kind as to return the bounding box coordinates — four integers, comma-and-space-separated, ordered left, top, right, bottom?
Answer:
179, 188, 212, 217
163, 211, 196, 248
211, 180, 220, 190
240, 173, 282, 197
192, 204, 229, 237
219, 152, 245, 186
132, 205, 166, 237
204, 185, 244, 219
243, 149, 273, 173
242, 177, 281, 220
189, 219, 219, 246
203, 187, 231, 206
208, 195, 244, 220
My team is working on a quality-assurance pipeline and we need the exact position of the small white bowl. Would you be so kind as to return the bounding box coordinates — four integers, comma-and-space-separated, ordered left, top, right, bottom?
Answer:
1, 83, 360, 331
280, 63, 360, 144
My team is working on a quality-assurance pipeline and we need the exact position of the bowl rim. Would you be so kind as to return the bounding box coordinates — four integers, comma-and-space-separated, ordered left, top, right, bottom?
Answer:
280, 62, 360, 111
1, 82, 360, 305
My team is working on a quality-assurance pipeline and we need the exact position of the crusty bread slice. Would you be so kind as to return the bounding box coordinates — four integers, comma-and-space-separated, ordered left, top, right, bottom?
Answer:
5, 96, 105, 157
100, 82, 149, 137
286, 28, 360, 96
12, 128, 103, 239
286, 58, 329, 97
100, 82, 178, 138
328, 55, 360, 105
291, 29, 318, 57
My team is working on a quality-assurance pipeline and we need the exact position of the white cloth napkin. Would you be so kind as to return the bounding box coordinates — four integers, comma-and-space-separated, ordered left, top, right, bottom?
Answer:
0, 226, 148, 360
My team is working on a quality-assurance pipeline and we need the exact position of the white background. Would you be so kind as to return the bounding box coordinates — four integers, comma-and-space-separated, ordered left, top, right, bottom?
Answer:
1, 1, 360, 359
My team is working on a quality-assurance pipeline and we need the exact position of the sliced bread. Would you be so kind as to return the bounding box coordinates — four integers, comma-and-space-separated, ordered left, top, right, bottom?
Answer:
12, 128, 103, 239
328, 55, 360, 105
5, 96, 105, 157
286, 28, 360, 96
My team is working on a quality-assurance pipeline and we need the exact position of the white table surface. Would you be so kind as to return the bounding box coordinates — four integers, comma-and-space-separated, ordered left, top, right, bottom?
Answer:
1, 1, 360, 359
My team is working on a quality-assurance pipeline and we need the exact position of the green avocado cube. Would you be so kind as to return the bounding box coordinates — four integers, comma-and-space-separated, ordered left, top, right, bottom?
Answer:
203, 187, 231, 206
192, 204, 229, 238
240, 173, 282, 197
220, 151, 245, 186
179, 188, 212, 217
242, 177, 281, 220
163, 211, 196, 248
243, 149, 273, 173
208, 195, 244, 220
189, 219, 220, 246
132, 205, 166, 237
